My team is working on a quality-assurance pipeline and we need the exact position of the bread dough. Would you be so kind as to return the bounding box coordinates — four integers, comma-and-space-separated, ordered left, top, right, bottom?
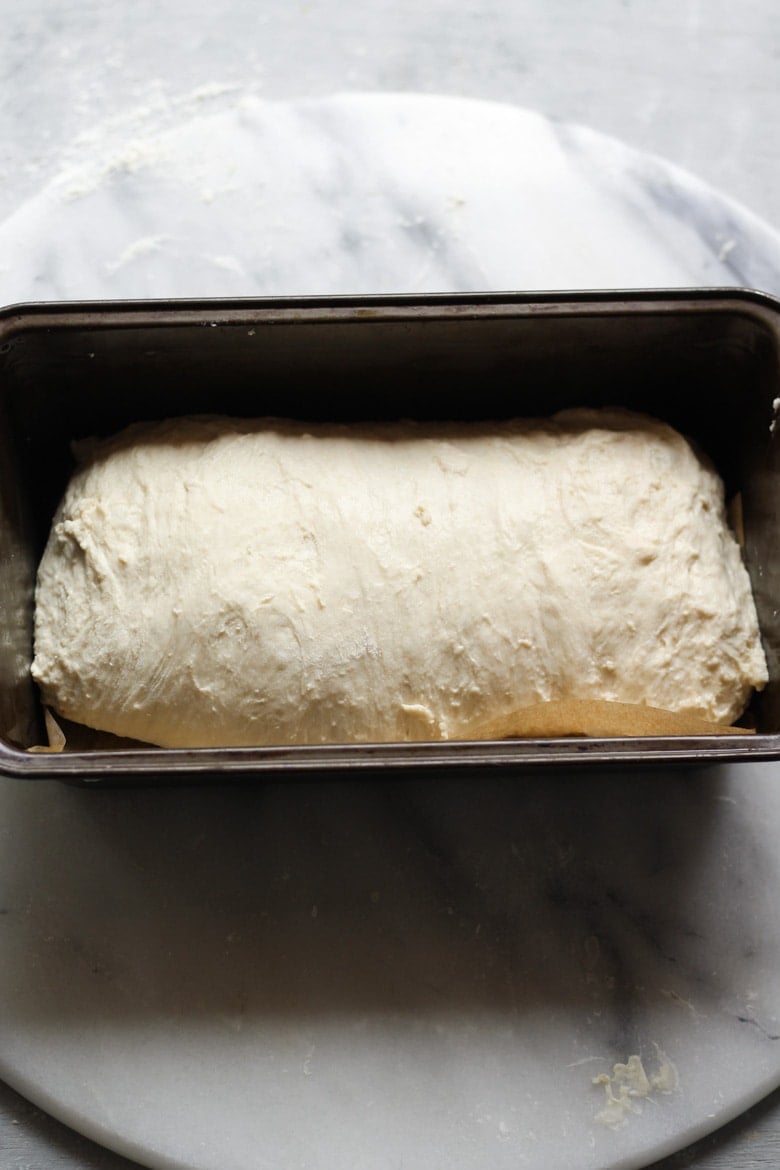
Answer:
31, 411, 768, 748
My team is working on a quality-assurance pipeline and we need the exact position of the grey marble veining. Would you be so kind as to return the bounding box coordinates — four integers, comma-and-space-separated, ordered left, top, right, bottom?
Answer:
1, 766, 780, 1170
1, 92, 780, 1170
3, 1, 780, 231
2, 94, 780, 304
556, 123, 780, 296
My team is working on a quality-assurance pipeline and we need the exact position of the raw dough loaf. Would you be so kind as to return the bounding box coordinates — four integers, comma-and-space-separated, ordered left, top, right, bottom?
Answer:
32, 411, 768, 748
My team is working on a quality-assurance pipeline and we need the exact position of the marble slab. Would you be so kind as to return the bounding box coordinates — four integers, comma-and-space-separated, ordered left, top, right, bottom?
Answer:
2, 91, 780, 303
1, 93, 780, 1170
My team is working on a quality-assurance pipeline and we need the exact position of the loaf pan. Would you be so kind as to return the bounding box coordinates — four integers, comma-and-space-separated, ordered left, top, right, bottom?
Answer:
2, 288, 780, 780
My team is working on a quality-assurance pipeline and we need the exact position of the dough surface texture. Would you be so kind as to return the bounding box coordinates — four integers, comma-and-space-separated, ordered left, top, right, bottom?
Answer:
32, 411, 768, 747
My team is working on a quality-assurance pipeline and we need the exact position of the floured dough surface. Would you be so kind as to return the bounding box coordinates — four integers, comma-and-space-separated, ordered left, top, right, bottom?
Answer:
32, 411, 767, 748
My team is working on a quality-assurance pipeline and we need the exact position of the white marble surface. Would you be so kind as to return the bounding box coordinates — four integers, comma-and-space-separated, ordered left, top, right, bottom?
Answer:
2, 92, 780, 303
2, 766, 780, 1170
1, 88, 780, 1170
4, 0, 780, 231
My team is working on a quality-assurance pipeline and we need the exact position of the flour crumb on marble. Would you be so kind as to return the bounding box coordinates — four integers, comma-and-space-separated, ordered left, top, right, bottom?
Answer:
592, 1049, 678, 1128
105, 234, 171, 272
209, 254, 246, 275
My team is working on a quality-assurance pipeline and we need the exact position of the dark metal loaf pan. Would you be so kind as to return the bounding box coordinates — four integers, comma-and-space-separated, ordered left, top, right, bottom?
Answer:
1, 289, 780, 780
